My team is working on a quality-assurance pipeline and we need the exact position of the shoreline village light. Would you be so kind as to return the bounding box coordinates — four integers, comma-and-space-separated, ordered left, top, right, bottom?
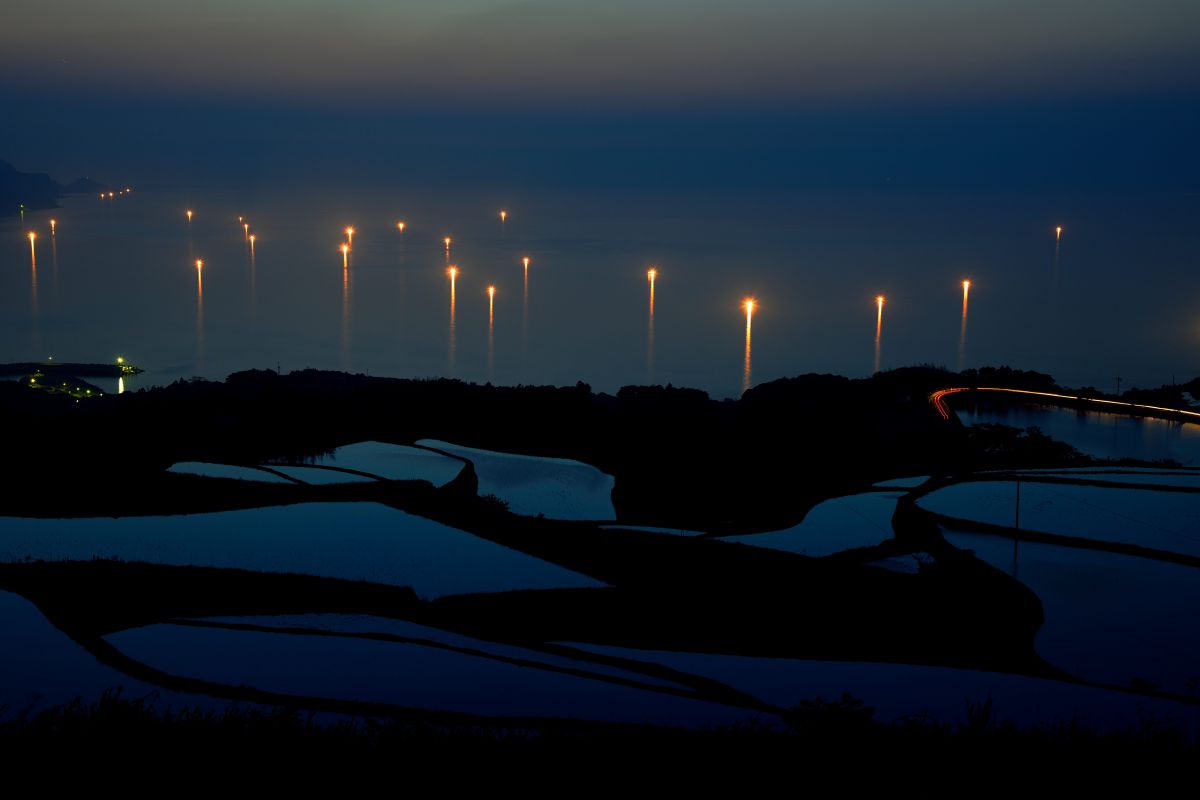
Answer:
186, 210, 193, 221
345, 226, 355, 245
500, 210, 507, 223
1055, 226, 1063, 241
397, 221, 405, 233
50, 219, 56, 233
444, 236, 452, 251
196, 259, 203, 269
243, 222, 250, 237
341, 243, 349, 268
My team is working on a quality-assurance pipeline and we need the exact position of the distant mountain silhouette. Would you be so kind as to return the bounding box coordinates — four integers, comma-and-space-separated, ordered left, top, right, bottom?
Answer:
0, 159, 111, 216
62, 176, 110, 194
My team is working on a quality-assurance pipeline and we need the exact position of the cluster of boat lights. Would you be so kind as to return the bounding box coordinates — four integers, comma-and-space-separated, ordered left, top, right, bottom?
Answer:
21, 201, 1068, 389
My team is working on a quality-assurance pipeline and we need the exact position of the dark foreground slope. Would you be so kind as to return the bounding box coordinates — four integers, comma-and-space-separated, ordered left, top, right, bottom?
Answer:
2, 690, 1194, 794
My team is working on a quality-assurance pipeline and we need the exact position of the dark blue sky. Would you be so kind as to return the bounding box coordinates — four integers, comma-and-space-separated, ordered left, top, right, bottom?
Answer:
2, 1, 1197, 192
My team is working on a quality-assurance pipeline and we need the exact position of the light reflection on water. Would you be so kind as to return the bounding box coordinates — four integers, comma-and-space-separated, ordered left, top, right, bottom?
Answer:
957, 402, 1200, 464
1, 187, 1197, 398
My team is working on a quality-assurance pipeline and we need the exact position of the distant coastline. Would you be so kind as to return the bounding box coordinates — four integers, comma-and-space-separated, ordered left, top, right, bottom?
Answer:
0, 158, 110, 217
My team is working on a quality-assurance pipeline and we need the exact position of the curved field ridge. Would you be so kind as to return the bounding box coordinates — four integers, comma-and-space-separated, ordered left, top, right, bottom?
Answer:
919, 480, 1200, 560
104, 622, 757, 728
167, 462, 293, 484
0, 503, 604, 599
720, 492, 903, 557
301, 441, 465, 485
417, 439, 616, 521
562, 642, 1197, 732
0, 590, 165, 711
944, 530, 1200, 698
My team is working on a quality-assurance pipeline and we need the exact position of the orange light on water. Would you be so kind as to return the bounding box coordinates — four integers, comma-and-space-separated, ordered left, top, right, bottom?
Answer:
1055, 226, 1063, 241
107, 191, 114, 198
345, 226, 355, 245
243, 222, 249, 237
874, 295, 885, 374
958, 279, 971, 370
396, 221, 406, 233
487, 285, 496, 375
238, 216, 244, 224
500, 210, 507, 223
448, 266, 458, 370
49, 219, 56, 233
341, 243, 349, 269
743, 298, 755, 394
523, 256, 531, 270
186, 209, 193, 222
444, 236, 452, 250
195, 259, 203, 270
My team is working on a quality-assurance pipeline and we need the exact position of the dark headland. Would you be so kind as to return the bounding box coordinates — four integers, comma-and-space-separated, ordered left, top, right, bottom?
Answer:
0, 158, 111, 216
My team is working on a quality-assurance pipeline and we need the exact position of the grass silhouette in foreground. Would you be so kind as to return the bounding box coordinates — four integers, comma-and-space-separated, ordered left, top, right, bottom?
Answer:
1, 690, 1193, 790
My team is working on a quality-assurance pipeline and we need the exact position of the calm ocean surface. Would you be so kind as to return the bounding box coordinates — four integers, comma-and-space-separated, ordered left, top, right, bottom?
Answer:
3, 185, 1197, 398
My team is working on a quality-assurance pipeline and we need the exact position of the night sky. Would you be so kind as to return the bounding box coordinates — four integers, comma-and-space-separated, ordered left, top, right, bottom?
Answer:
2, 1, 1197, 191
